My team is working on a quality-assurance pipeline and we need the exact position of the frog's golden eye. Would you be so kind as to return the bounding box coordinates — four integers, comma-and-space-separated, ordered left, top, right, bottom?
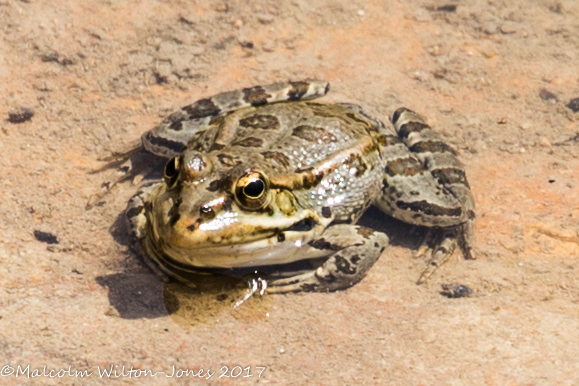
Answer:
163, 157, 179, 188
235, 171, 269, 209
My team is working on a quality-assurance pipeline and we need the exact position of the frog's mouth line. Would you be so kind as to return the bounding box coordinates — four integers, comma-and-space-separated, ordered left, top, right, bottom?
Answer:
284, 216, 318, 232
141, 216, 331, 275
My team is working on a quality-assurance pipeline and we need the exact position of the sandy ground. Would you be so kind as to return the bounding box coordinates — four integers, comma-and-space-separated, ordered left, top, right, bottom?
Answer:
1, 0, 579, 384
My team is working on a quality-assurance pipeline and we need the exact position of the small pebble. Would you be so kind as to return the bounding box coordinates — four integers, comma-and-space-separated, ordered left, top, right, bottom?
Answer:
357, 9, 365, 16
539, 88, 557, 102
435, 4, 457, 12
34, 230, 59, 245
540, 138, 551, 147
8, 107, 34, 123
41, 51, 60, 62
567, 97, 579, 113
499, 21, 518, 34
440, 283, 473, 298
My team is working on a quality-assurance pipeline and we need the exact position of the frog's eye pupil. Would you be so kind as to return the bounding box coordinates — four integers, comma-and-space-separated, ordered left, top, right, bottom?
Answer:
163, 157, 180, 188
165, 157, 177, 177
243, 179, 264, 198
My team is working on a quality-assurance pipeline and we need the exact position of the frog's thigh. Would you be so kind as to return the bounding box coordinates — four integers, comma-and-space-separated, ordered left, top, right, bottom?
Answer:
267, 225, 388, 293
391, 107, 476, 258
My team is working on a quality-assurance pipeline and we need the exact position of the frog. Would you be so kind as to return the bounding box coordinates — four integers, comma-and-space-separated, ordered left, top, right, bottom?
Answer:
98, 80, 475, 293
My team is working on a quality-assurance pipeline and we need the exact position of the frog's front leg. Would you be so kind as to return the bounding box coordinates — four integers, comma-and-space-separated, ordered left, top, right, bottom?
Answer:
125, 181, 173, 280
267, 225, 388, 293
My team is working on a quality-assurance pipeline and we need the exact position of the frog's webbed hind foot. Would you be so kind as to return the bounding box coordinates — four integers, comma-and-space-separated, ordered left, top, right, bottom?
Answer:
416, 229, 458, 284
390, 107, 477, 272
267, 225, 388, 294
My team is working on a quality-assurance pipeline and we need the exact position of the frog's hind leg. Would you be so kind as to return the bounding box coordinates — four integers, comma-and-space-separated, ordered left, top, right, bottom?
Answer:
143, 80, 330, 157
267, 225, 388, 293
390, 108, 476, 260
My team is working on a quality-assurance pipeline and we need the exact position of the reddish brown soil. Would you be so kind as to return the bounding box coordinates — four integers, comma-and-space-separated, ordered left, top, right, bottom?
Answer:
1, 0, 578, 384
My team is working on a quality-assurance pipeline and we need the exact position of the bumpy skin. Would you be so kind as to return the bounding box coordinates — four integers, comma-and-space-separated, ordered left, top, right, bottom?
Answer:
124, 80, 475, 293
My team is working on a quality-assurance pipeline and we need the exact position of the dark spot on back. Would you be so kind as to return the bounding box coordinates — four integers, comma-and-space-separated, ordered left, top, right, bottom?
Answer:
261, 151, 291, 168
398, 122, 429, 139
187, 224, 195, 231
217, 153, 241, 167
321, 206, 332, 218
239, 114, 280, 130
288, 81, 310, 100
231, 137, 263, 147
467, 210, 476, 219
277, 233, 285, 242
242, 86, 271, 106
209, 142, 226, 151
183, 98, 221, 118
350, 255, 361, 264
292, 125, 337, 143
385, 157, 424, 177
410, 141, 458, 155
396, 200, 462, 217
431, 168, 469, 187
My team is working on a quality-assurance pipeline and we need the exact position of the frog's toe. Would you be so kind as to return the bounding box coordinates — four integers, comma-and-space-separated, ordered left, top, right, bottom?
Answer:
417, 232, 457, 284
266, 271, 322, 294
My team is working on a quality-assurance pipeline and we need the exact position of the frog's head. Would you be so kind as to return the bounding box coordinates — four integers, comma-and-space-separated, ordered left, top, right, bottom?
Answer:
145, 150, 331, 268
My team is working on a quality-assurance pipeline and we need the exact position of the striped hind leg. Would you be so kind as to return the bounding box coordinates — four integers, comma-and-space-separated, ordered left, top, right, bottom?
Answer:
390, 108, 476, 268
142, 80, 330, 157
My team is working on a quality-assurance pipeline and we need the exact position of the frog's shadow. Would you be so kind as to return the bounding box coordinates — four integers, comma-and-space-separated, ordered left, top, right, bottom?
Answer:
99, 204, 425, 320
